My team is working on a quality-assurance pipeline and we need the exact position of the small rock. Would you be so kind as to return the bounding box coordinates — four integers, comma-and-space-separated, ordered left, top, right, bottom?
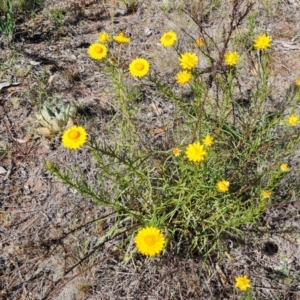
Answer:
114, 9, 127, 17
0, 166, 6, 174
144, 27, 153, 37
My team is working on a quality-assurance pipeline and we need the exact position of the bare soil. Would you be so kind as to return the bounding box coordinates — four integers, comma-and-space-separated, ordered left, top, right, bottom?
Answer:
1, 0, 300, 299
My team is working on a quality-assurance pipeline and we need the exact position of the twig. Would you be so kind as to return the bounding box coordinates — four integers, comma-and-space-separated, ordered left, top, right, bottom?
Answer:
2, 159, 13, 181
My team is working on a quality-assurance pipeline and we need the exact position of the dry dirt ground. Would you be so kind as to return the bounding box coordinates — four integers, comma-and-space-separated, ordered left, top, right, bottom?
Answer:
1, 0, 300, 299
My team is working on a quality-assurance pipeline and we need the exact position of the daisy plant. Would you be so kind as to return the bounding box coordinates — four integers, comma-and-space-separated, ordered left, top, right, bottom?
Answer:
235, 275, 251, 291
98, 31, 110, 44
235, 275, 253, 299
160, 31, 177, 47
135, 226, 165, 256
129, 58, 150, 78
47, 2, 300, 263
113, 32, 131, 44
62, 126, 87, 150
176, 70, 192, 85
88, 43, 108, 60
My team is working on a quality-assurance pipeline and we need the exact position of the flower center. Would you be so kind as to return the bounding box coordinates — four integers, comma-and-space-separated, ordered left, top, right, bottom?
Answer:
68, 130, 80, 140
95, 46, 103, 53
144, 235, 155, 246
135, 62, 145, 71
187, 58, 193, 65
165, 34, 172, 40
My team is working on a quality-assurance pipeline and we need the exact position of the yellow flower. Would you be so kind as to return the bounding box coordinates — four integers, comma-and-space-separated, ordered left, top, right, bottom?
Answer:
113, 32, 131, 44
176, 70, 192, 85
98, 31, 110, 44
261, 190, 271, 199
160, 31, 177, 47
216, 180, 230, 192
224, 51, 240, 66
253, 34, 272, 50
62, 126, 87, 149
280, 163, 289, 172
195, 38, 204, 47
202, 135, 214, 147
296, 77, 300, 87
129, 58, 150, 78
88, 43, 108, 60
287, 114, 299, 126
235, 275, 251, 291
185, 142, 207, 163
135, 226, 165, 256
179, 52, 198, 70
172, 147, 181, 157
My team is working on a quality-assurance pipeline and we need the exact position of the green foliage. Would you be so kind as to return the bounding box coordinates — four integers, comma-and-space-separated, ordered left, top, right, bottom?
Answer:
47, 1, 300, 259
0, 0, 44, 40
48, 6, 64, 27
0, 0, 43, 13
0, 0, 14, 39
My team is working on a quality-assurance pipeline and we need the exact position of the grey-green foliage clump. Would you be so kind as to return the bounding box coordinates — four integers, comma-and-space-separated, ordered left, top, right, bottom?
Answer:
36, 99, 77, 136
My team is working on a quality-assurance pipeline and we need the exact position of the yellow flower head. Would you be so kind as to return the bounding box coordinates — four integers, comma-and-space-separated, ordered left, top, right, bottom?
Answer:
185, 142, 207, 163
160, 31, 177, 47
296, 77, 300, 87
113, 32, 131, 44
253, 34, 272, 50
135, 226, 165, 256
62, 126, 87, 150
179, 52, 198, 70
224, 51, 240, 66
202, 135, 214, 147
280, 163, 289, 172
287, 114, 299, 126
176, 70, 192, 85
195, 38, 204, 47
88, 43, 108, 60
235, 275, 251, 291
129, 58, 150, 78
98, 32, 110, 44
261, 190, 271, 199
216, 180, 230, 192
172, 147, 181, 157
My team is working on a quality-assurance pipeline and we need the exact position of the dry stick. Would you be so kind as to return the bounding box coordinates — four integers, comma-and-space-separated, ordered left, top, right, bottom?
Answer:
1, 213, 118, 291
181, 9, 219, 74
183, 1, 254, 142
4, 262, 45, 299
3, 118, 23, 154
41, 224, 138, 300
41, 211, 117, 256
188, 0, 254, 85
3, 117, 35, 156
2, 158, 13, 181
250, 286, 300, 293
41, 255, 114, 300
